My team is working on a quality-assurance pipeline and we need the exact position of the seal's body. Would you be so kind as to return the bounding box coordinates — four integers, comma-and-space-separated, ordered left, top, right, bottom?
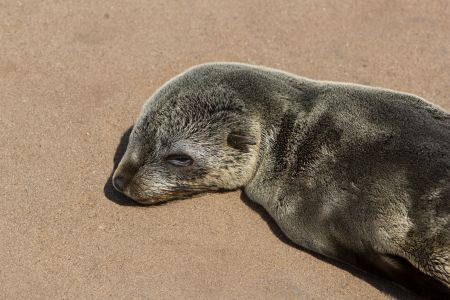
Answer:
113, 63, 450, 297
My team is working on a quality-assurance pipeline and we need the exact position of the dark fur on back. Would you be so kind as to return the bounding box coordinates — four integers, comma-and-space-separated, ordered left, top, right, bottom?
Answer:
114, 63, 450, 297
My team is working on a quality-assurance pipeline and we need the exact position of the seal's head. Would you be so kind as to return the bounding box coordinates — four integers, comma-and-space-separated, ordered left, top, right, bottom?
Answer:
112, 66, 260, 204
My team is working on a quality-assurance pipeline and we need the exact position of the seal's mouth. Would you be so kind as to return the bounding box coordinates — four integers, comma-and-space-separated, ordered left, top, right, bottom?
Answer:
123, 188, 206, 205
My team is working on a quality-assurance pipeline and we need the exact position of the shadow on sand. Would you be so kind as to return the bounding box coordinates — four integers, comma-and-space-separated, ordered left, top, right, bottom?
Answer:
239, 193, 419, 299
104, 126, 419, 299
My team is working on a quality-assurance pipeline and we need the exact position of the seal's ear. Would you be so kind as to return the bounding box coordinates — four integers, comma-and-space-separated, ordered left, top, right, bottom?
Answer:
227, 132, 256, 152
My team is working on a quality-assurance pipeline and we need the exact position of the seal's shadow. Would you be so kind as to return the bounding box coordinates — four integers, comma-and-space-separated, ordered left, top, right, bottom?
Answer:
239, 193, 420, 299
103, 126, 145, 206
104, 127, 417, 298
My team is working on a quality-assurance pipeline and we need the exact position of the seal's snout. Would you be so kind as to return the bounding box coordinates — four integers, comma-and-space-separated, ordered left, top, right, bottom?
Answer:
113, 174, 126, 192
112, 158, 139, 194
112, 168, 135, 194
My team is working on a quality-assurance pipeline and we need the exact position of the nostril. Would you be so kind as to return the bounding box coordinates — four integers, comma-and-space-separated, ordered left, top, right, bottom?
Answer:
113, 175, 125, 192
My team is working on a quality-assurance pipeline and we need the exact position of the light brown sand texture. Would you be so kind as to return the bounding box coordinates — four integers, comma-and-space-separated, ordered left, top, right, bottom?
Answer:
1, 0, 449, 299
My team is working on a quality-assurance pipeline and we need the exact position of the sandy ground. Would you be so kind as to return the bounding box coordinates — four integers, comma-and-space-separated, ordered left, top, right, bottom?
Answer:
1, 0, 449, 299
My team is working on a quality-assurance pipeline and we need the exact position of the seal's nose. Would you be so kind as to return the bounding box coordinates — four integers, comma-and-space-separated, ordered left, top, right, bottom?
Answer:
113, 155, 139, 194
113, 174, 126, 192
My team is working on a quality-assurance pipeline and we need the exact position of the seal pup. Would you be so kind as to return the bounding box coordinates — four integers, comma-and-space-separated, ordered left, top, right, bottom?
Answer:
112, 63, 449, 297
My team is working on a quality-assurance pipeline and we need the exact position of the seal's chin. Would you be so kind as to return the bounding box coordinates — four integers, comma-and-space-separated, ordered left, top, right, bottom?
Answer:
120, 190, 168, 205
125, 189, 205, 205
130, 197, 168, 206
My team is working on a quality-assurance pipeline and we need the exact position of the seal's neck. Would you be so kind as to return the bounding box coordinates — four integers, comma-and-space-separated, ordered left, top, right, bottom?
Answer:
243, 123, 283, 209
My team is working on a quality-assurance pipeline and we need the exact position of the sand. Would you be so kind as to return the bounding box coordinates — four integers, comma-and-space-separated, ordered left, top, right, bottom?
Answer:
0, 0, 448, 299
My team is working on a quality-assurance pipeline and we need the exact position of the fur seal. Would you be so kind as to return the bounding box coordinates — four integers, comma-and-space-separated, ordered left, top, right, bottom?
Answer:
113, 63, 450, 297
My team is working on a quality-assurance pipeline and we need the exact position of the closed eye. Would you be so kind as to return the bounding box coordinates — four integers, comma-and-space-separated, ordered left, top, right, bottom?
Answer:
165, 154, 194, 167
